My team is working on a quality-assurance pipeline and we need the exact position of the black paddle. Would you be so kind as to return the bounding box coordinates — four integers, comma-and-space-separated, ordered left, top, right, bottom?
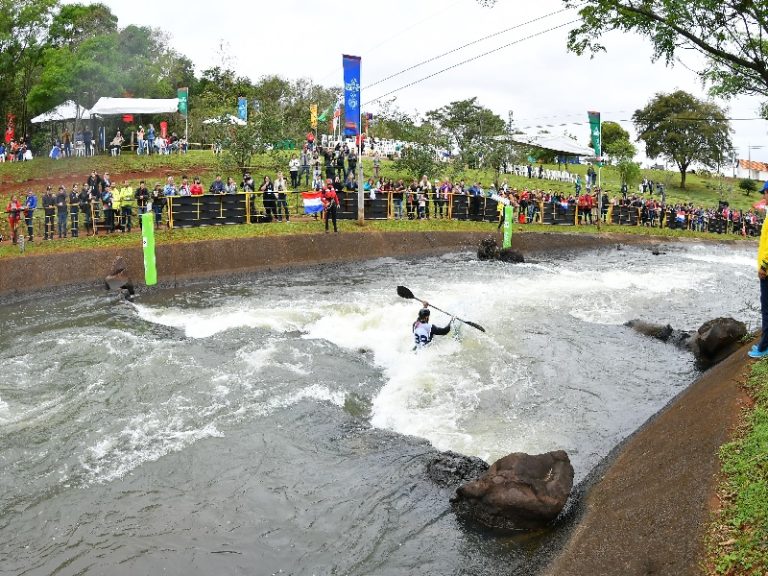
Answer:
397, 285, 486, 332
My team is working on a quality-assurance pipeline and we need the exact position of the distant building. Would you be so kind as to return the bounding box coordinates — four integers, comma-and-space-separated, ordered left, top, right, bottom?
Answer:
735, 159, 768, 181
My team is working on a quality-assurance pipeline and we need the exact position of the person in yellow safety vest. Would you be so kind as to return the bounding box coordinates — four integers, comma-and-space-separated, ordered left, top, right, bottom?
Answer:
118, 180, 135, 233
749, 182, 768, 358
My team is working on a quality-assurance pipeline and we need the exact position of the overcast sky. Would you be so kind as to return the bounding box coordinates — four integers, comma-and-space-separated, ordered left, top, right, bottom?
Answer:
89, 0, 768, 165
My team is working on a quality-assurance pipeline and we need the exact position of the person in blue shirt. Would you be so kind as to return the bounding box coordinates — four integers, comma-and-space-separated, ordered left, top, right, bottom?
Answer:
23, 188, 37, 242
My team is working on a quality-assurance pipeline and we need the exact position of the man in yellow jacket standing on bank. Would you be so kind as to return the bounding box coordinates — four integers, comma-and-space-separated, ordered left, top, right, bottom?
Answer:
750, 180, 768, 358
118, 180, 135, 233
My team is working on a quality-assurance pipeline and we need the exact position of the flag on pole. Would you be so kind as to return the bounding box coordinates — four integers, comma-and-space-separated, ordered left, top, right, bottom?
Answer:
238, 97, 248, 122
342, 54, 361, 137
302, 191, 324, 215
587, 111, 601, 157
310, 104, 318, 129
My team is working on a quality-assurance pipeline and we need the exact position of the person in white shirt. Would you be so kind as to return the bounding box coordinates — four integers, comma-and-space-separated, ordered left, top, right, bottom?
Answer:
412, 304, 452, 348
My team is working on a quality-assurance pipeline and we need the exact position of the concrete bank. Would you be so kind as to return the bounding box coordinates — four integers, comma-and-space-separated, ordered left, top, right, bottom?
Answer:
0, 230, 648, 297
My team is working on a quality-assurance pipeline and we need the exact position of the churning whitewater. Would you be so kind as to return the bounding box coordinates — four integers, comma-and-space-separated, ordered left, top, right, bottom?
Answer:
0, 242, 755, 575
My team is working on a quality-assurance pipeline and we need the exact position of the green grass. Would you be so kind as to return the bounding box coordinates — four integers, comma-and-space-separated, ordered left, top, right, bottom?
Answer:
707, 360, 768, 575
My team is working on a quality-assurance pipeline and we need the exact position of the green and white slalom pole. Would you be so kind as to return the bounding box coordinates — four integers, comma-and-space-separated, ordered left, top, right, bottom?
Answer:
502, 204, 514, 249
141, 211, 157, 286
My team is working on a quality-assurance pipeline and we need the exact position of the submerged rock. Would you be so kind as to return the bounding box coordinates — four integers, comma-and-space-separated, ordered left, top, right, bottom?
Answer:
688, 317, 747, 368
625, 317, 746, 368
477, 237, 525, 263
427, 450, 489, 487
451, 450, 574, 531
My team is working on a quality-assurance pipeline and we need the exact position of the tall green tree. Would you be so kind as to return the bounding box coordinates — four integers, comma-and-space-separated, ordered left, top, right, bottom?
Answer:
632, 90, 733, 188
426, 97, 505, 169
0, 0, 58, 127
564, 1, 768, 114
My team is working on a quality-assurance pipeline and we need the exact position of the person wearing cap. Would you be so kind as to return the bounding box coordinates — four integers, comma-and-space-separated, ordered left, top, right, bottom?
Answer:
750, 181, 768, 358
55, 185, 68, 238
412, 302, 453, 349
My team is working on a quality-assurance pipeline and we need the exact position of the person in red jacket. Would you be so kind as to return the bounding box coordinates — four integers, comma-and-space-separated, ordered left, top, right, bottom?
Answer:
6, 194, 22, 244
322, 179, 339, 233
190, 177, 204, 196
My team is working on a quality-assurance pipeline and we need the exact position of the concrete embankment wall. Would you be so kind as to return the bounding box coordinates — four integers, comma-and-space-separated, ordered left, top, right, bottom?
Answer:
0, 231, 638, 297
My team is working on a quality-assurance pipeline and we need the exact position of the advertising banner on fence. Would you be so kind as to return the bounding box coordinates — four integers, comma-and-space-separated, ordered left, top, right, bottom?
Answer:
342, 54, 361, 137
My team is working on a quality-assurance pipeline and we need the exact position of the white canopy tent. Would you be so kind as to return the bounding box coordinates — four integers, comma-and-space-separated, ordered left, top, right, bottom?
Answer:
202, 114, 247, 126
31, 100, 91, 124
89, 97, 179, 115
496, 133, 596, 157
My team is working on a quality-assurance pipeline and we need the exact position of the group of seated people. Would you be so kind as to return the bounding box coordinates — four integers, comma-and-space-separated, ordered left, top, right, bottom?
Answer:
1, 140, 33, 162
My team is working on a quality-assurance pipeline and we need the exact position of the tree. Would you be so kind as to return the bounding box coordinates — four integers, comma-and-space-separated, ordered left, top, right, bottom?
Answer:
600, 121, 630, 151
632, 90, 733, 188
564, 1, 768, 113
739, 178, 758, 196
426, 98, 505, 169
394, 145, 442, 181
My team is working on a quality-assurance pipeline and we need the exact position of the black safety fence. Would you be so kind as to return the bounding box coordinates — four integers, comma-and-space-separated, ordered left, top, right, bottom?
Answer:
1, 194, 763, 241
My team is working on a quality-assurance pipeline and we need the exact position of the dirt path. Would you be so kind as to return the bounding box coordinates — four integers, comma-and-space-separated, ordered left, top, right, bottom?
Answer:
542, 343, 753, 576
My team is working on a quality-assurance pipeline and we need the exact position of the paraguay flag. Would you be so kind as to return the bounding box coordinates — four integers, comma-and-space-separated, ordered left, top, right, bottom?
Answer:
302, 191, 324, 215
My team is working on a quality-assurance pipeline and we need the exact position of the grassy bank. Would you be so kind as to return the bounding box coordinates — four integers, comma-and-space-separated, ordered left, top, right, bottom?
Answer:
707, 360, 768, 575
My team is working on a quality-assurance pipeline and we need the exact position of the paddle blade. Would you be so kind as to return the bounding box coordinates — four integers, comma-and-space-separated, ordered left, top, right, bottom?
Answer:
397, 285, 415, 300
461, 319, 486, 333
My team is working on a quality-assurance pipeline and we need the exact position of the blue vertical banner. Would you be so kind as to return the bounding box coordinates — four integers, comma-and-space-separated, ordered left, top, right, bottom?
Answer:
342, 54, 361, 137
238, 97, 248, 122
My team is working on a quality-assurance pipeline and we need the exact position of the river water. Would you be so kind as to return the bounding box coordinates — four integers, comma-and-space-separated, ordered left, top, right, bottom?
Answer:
0, 241, 756, 575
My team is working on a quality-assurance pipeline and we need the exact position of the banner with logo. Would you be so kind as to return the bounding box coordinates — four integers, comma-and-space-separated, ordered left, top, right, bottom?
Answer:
503, 205, 513, 248
310, 104, 318, 129
177, 87, 189, 117
342, 54, 361, 137
587, 111, 601, 157
238, 97, 248, 122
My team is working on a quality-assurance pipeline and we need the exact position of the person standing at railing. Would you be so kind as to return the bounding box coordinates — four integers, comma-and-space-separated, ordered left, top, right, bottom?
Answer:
225, 177, 237, 194
150, 184, 164, 228
260, 176, 276, 222
68, 185, 80, 237
119, 180, 135, 233
42, 187, 55, 240
55, 186, 68, 238
322, 179, 339, 233
136, 126, 145, 155
102, 185, 115, 233
6, 194, 22, 245
146, 124, 155, 155
78, 183, 90, 233
23, 188, 37, 242
190, 177, 204, 196
275, 175, 290, 223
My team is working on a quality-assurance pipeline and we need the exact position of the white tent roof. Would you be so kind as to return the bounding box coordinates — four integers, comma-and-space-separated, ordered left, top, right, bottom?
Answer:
89, 97, 179, 115
203, 114, 247, 126
31, 100, 91, 123
497, 133, 596, 157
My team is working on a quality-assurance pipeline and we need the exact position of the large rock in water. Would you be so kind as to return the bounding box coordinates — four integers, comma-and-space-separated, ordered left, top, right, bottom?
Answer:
625, 317, 746, 368
427, 450, 489, 487
477, 236, 524, 263
688, 317, 747, 368
451, 450, 574, 530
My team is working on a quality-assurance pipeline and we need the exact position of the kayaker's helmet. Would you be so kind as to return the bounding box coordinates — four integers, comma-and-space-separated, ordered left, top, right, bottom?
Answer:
418, 308, 430, 321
